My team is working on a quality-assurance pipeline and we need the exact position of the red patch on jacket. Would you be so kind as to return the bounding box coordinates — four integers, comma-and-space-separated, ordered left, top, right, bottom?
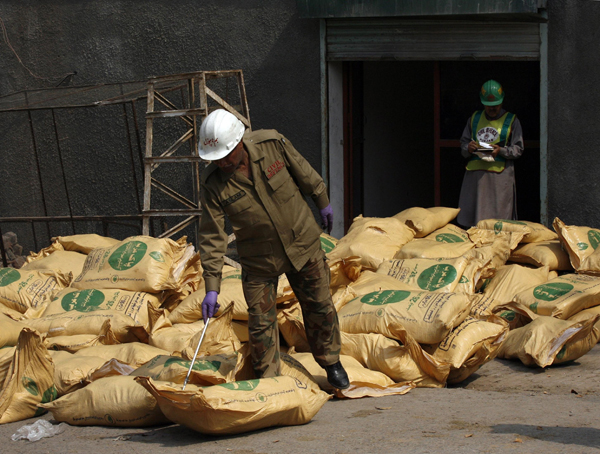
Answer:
266, 160, 285, 179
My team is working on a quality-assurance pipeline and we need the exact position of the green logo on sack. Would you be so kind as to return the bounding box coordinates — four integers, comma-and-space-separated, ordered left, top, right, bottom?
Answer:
435, 233, 464, 243
417, 265, 457, 291
589, 230, 600, 250
223, 272, 242, 281
108, 241, 148, 271
256, 393, 267, 403
0, 268, 20, 287
361, 290, 411, 306
164, 357, 221, 372
320, 237, 336, 253
578, 242, 589, 251
498, 310, 516, 322
529, 302, 539, 313
22, 377, 39, 396
61, 289, 106, 312
459, 276, 469, 284
556, 344, 567, 360
494, 221, 504, 234
533, 282, 574, 301
34, 385, 58, 416
219, 379, 260, 391
105, 414, 115, 425
149, 251, 165, 262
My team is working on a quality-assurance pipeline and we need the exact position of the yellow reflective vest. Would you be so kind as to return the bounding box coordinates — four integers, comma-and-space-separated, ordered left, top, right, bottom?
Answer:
466, 110, 516, 173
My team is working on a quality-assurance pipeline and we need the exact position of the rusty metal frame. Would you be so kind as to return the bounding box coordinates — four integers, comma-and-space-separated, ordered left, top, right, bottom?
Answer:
142, 70, 251, 243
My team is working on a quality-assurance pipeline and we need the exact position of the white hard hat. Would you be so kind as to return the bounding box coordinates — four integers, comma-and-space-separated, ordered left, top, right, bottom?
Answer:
198, 109, 245, 161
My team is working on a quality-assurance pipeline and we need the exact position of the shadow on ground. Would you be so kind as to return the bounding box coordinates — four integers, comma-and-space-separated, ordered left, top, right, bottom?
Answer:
492, 424, 600, 449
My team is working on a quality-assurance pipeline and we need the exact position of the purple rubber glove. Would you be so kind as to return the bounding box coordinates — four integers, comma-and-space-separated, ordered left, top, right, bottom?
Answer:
319, 204, 334, 234
202, 290, 220, 322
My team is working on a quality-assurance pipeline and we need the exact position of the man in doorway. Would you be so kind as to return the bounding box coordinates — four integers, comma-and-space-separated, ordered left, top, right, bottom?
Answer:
197, 108, 349, 390
457, 79, 524, 227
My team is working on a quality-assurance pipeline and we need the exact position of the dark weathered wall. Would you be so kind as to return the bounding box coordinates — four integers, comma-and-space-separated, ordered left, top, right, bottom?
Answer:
0, 0, 321, 250
547, 1, 600, 227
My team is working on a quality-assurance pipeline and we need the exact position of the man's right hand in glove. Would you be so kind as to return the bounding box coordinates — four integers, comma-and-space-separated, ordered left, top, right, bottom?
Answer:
202, 290, 220, 322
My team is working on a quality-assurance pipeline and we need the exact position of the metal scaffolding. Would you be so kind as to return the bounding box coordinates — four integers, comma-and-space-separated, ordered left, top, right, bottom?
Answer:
0, 70, 250, 267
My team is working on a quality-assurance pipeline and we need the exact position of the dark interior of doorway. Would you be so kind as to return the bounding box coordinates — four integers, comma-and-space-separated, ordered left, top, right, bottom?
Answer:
345, 60, 541, 227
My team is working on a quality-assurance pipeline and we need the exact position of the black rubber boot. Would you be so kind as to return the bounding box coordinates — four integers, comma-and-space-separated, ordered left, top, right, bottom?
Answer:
324, 361, 350, 390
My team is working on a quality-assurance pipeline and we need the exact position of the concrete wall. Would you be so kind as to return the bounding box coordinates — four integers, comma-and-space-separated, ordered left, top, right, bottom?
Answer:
547, 1, 600, 227
0, 0, 321, 250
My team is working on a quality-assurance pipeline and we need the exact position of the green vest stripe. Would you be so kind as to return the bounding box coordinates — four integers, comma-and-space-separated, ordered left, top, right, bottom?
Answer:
466, 111, 516, 173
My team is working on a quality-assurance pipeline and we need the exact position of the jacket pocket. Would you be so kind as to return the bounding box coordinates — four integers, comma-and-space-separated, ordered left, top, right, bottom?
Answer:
266, 167, 296, 205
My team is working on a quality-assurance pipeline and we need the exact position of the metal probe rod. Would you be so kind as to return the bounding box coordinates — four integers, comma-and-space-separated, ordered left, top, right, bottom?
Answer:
182, 317, 210, 390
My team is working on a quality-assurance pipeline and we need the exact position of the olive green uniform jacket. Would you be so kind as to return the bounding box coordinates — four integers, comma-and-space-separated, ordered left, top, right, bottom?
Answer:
199, 129, 330, 293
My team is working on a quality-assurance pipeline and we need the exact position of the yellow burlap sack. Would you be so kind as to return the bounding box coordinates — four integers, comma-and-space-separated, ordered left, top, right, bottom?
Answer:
512, 273, 600, 320
483, 264, 550, 304
332, 270, 414, 312
0, 304, 24, 320
42, 288, 161, 328
291, 352, 415, 399
328, 257, 362, 295
148, 317, 204, 353
23, 310, 141, 343
476, 219, 557, 243
394, 239, 474, 260
340, 330, 450, 387
130, 354, 237, 386
137, 375, 331, 435
453, 258, 490, 294
394, 206, 460, 238
0, 347, 15, 386
72, 235, 194, 293
24, 250, 88, 278
338, 290, 470, 344
0, 313, 25, 348
423, 315, 508, 384
74, 342, 169, 368
509, 240, 572, 271
566, 306, 600, 360
232, 344, 321, 392
52, 234, 121, 254
468, 227, 524, 251
169, 270, 247, 324
0, 267, 71, 314
327, 215, 415, 270
51, 351, 134, 397
277, 300, 311, 352
181, 304, 242, 359
41, 375, 168, 427
232, 320, 249, 342
276, 274, 296, 304
0, 328, 57, 424
424, 224, 471, 243
44, 326, 118, 353
376, 256, 470, 293
463, 233, 513, 278
320, 232, 339, 254
496, 315, 599, 367
553, 217, 600, 274
470, 294, 504, 318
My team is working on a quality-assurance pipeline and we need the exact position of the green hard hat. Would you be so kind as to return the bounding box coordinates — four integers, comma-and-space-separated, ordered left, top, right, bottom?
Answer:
480, 80, 504, 106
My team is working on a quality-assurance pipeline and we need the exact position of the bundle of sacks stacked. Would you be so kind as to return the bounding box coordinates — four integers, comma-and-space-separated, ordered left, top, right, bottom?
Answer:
2, 210, 600, 434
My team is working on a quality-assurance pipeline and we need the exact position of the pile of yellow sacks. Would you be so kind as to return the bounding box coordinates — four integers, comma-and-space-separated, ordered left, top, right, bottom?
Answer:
1, 209, 600, 435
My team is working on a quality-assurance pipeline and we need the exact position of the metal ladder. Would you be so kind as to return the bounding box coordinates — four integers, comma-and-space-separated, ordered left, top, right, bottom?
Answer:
142, 70, 251, 247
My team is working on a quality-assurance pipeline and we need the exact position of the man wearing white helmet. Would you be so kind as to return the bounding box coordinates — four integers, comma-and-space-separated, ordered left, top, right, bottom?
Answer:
197, 109, 349, 389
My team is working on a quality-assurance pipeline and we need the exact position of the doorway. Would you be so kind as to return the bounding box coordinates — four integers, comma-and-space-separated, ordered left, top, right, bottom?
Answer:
341, 60, 541, 229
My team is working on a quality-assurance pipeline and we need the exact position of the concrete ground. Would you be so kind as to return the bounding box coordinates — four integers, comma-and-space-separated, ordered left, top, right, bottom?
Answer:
3, 345, 600, 454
